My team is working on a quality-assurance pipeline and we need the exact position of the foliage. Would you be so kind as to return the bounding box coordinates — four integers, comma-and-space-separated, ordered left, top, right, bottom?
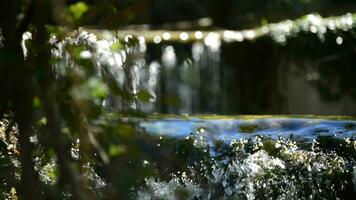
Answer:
0, 0, 155, 199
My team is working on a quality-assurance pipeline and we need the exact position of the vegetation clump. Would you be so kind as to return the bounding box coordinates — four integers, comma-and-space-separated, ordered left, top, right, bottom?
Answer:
238, 124, 260, 133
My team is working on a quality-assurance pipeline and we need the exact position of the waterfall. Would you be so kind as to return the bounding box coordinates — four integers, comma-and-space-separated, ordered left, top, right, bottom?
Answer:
68, 31, 224, 114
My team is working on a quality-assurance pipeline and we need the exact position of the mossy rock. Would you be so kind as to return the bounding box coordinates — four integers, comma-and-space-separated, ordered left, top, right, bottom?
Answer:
238, 124, 259, 133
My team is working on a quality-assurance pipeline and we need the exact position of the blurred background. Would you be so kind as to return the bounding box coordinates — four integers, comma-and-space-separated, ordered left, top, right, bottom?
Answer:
78, 0, 356, 115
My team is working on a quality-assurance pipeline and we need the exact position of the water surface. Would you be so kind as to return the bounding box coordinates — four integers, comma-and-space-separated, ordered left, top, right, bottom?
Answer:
140, 115, 356, 142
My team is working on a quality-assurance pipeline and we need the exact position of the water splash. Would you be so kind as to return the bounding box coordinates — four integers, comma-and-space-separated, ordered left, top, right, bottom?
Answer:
136, 133, 356, 199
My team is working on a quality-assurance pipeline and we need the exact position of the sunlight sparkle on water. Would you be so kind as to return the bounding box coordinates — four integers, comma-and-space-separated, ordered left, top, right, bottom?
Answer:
180, 32, 189, 41
194, 31, 204, 40
336, 36, 343, 45
162, 32, 171, 40
153, 35, 162, 44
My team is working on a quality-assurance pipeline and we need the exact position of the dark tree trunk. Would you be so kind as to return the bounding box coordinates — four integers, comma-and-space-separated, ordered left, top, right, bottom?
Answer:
0, 1, 42, 199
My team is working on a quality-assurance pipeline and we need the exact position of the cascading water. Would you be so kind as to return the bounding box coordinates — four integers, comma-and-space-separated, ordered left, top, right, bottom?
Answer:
136, 116, 356, 200
18, 12, 356, 199
59, 30, 224, 114
28, 12, 356, 115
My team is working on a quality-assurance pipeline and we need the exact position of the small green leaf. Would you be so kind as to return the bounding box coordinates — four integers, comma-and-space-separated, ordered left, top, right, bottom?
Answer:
137, 90, 153, 102
88, 78, 108, 98
68, 2, 89, 21
33, 96, 42, 108
47, 170, 58, 182
261, 18, 268, 26
109, 145, 126, 157
110, 41, 123, 52
37, 117, 47, 126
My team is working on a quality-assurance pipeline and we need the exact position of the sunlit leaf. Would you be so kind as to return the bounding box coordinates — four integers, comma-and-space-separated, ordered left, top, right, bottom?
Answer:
110, 41, 123, 52
87, 78, 108, 99
68, 2, 89, 21
109, 145, 126, 157
36, 117, 47, 126
32, 96, 42, 108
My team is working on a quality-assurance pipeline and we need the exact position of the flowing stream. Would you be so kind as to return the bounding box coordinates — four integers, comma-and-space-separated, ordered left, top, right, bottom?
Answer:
136, 116, 356, 200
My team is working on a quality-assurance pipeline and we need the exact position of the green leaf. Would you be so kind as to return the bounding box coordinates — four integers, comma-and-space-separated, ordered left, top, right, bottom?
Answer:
66, 45, 85, 60
36, 117, 47, 126
33, 96, 42, 108
137, 90, 153, 102
88, 78, 108, 99
110, 41, 123, 52
261, 18, 268, 26
109, 145, 126, 157
68, 2, 89, 21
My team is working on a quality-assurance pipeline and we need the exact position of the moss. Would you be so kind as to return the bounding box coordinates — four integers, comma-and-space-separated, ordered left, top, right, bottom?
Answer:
262, 140, 279, 156
147, 114, 356, 121
238, 124, 259, 133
